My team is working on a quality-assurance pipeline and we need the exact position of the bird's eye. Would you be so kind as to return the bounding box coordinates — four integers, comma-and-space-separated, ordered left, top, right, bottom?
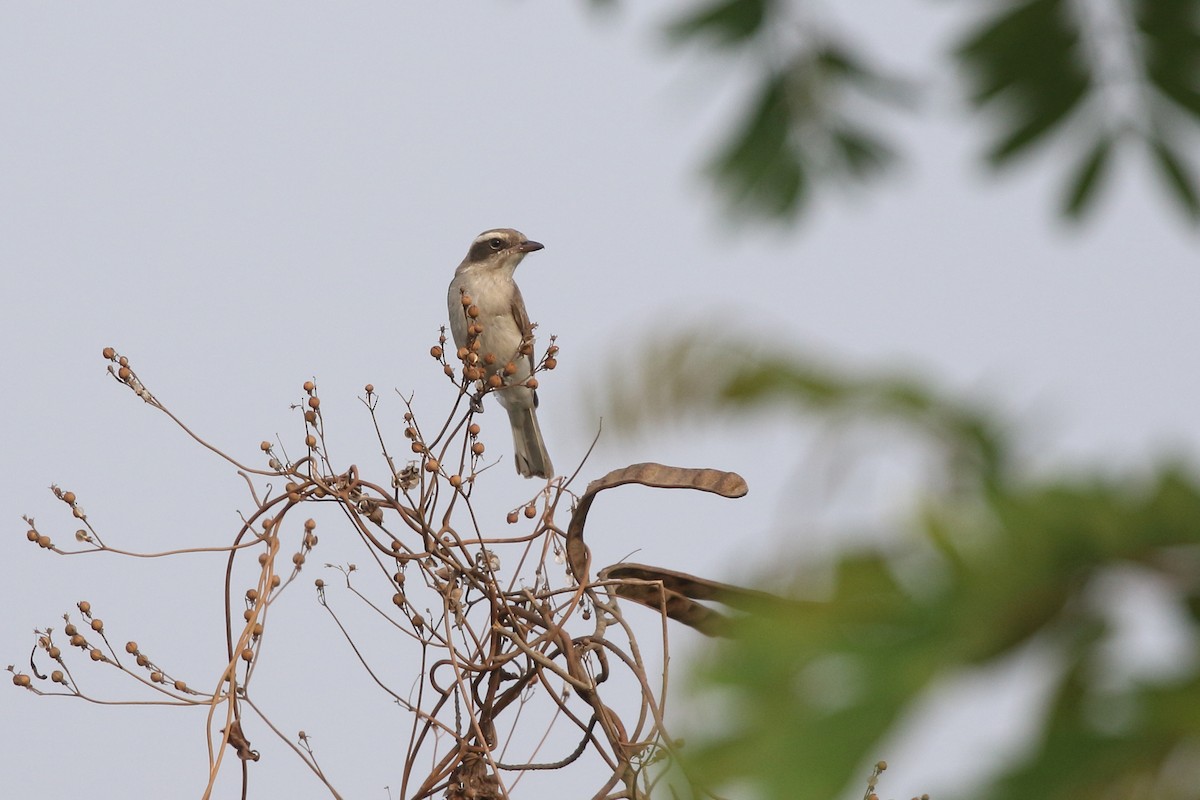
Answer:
489, 238, 503, 250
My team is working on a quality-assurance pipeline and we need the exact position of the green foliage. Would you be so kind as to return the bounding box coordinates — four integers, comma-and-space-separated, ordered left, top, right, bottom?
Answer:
661, 0, 1200, 225
704, 44, 902, 219
665, 0, 773, 46
682, 467, 1200, 799
598, 329, 1008, 486
666, 0, 907, 220
1061, 134, 1114, 218
1150, 135, 1200, 220
955, 0, 1092, 166
1138, 0, 1200, 121
599, 333, 1200, 799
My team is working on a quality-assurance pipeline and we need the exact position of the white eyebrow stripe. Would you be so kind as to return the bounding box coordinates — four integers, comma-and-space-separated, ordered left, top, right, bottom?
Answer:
475, 230, 509, 243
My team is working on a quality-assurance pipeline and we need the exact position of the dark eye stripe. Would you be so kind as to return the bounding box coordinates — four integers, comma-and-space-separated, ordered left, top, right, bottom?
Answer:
468, 236, 506, 263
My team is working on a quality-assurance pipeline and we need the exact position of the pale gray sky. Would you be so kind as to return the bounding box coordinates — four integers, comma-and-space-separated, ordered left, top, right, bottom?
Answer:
3, 3, 1197, 798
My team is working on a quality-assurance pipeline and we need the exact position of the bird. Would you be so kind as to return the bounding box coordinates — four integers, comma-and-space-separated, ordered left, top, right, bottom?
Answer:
447, 228, 553, 479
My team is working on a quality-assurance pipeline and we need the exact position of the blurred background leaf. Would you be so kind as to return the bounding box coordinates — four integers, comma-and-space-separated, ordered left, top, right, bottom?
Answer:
955, 0, 1091, 166
596, 332, 1200, 799
665, 0, 910, 221
660, 0, 1200, 225
596, 329, 1009, 488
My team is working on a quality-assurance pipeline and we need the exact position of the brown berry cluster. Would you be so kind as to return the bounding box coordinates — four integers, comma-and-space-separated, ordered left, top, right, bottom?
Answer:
102, 346, 155, 403
301, 380, 321, 452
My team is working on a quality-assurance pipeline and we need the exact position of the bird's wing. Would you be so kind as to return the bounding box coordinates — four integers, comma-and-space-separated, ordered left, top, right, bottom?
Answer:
509, 284, 533, 340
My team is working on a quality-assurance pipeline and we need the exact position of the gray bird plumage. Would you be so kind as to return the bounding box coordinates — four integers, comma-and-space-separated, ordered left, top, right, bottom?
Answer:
447, 228, 553, 479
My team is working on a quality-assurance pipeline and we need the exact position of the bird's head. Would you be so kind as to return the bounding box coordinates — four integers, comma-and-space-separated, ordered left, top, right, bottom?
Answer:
462, 228, 544, 272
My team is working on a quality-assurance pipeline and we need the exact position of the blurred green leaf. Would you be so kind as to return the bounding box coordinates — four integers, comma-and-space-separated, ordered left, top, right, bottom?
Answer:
707, 70, 807, 216
1149, 136, 1200, 220
665, 0, 771, 46
705, 68, 811, 215
985, 75, 1090, 165
1136, 0, 1200, 121
830, 124, 896, 178
652, 0, 1200, 225
669, 4, 907, 220
956, 0, 1092, 165
684, 554, 946, 799
597, 329, 1009, 486
815, 44, 918, 105
677, 454, 1200, 799
1061, 134, 1115, 218
987, 660, 1200, 800
606, 330, 1200, 798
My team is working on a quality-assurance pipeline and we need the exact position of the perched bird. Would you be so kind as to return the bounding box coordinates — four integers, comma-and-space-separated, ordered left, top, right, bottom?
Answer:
447, 228, 553, 479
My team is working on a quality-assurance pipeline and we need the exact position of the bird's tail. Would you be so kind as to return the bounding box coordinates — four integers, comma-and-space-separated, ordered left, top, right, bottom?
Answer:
507, 406, 553, 479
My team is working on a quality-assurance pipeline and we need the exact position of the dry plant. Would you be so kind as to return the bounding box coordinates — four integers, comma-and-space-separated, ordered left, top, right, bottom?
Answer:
11, 305, 750, 800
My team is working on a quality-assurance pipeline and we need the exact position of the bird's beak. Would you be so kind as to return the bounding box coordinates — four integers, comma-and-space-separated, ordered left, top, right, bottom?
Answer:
516, 240, 544, 253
